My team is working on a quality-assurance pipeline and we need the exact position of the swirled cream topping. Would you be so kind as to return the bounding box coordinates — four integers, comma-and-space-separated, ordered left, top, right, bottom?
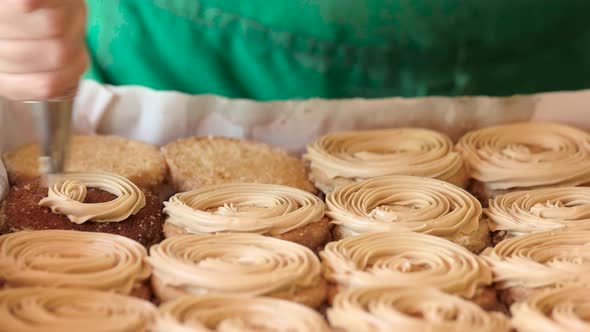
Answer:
0, 287, 157, 332
320, 232, 492, 298
152, 295, 332, 332
38, 172, 146, 224
486, 187, 590, 235
164, 183, 325, 236
511, 286, 590, 332
147, 233, 322, 297
327, 175, 481, 238
328, 287, 511, 332
304, 128, 464, 182
457, 122, 590, 190
481, 229, 590, 289
0, 230, 151, 295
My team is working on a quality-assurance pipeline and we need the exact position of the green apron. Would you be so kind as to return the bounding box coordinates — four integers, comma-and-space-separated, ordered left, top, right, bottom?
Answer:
86, 0, 590, 100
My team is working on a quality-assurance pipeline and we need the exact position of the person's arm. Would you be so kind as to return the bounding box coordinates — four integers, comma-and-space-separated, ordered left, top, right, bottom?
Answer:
0, 0, 87, 100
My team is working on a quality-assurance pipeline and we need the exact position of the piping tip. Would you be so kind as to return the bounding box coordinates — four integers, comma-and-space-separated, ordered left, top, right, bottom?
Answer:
26, 100, 73, 187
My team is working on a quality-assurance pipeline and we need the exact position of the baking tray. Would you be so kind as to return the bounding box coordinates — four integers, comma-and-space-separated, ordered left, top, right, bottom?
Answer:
2, 80, 590, 200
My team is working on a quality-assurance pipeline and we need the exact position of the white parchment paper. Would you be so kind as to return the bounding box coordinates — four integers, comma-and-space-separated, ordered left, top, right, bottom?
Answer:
1, 79, 589, 200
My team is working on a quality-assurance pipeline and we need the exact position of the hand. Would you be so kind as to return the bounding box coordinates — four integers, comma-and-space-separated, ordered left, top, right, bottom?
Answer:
0, 0, 88, 100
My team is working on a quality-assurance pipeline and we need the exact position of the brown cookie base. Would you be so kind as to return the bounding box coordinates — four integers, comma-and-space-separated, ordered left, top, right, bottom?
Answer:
164, 218, 332, 252
468, 181, 513, 208
472, 287, 508, 314
130, 282, 153, 301
490, 230, 520, 246
0, 179, 164, 247
151, 274, 327, 309
498, 286, 545, 308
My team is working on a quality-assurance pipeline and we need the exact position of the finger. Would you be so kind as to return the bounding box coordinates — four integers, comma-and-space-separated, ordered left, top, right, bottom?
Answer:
0, 16, 86, 73
0, 41, 85, 74
0, 50, 88, 100
4, 0, 72, 13
0, 2, 85, 39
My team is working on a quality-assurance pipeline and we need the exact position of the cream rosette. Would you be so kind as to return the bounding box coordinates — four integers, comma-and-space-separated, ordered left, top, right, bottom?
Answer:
305, 128, 465, 185
326, 175, 481, 239
328, 287, 511, 332
511, 286, 590, 332
320, 232, 492, 299
0, 287, 157, 332
163, 183, 325, 236
486, 187, 590, 236
153, 295, 332, 332
147, 233, 322, 297
481, 229, 590, 289
457, 122, 590, 190
0, 230, 151, 294
38, 172, 146, 224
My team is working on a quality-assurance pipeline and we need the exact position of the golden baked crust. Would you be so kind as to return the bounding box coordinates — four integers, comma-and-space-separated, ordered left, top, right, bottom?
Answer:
162, 136, 316, 193
2, 135, 167, 187
164, 218, 332, 252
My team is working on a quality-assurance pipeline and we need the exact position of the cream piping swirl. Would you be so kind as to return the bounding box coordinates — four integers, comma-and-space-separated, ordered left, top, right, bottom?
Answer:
328, 287, 511, 332
320, 232, 492, 298
0, 230, 151, 295
38, 172, 146, 224
486, 187, 590, 235
511, 286, 590, 332
327, 175, 481, 237
304, 128, 464, 182
164, 183, 325, 236
457, 122, 590, 190
481, 230, 590, 289
147, 233, 322, 297
0, 287, 157, 332
153, 295, 332, 332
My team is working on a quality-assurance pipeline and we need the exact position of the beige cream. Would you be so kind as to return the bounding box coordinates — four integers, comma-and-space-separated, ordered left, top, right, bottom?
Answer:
481, 229, 590, 290
328, 287, 511, 332
486, 187, 590, 236
153, 295, 332, 332
147, 233, 325, 306
38, 172, 145, 224
305, 128, 466, 193
511, 286, 590, 332
458, 122, 590, 191
326, 175, 487, 252
0, 230, 151, 295
321, 232, 492, 299
0, 287, 157, 332
164, 183, 325, 236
